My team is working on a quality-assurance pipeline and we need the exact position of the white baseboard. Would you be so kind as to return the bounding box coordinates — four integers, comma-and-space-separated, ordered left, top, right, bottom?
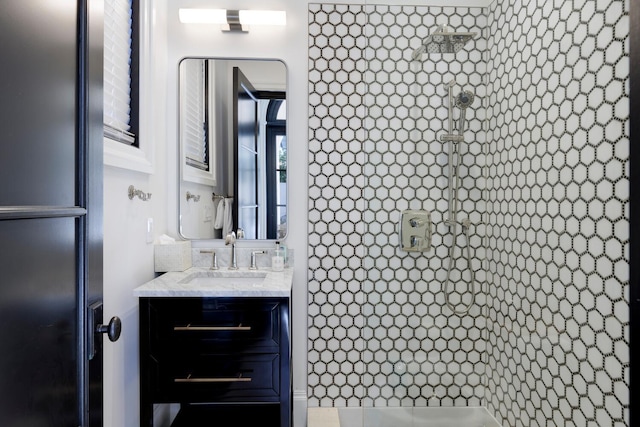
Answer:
294, 390, 308, 427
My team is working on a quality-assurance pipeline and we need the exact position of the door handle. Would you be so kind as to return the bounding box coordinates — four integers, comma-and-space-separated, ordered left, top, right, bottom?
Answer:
88, 302, 122, 360
97, 316, 122, 342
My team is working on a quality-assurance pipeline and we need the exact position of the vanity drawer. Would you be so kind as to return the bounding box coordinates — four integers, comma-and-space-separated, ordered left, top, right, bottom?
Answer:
155, 353, 280, 402
149, 298, 283, 353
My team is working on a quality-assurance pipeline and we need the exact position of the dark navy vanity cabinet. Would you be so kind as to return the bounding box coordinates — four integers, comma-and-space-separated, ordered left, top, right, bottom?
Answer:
139, 297, 291, 427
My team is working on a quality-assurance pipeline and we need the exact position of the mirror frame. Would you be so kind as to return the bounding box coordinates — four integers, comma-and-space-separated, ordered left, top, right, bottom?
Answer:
177, 57, 289, 241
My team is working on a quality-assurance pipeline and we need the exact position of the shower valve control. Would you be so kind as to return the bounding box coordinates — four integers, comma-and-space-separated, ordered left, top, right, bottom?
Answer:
400, 210, 432, 252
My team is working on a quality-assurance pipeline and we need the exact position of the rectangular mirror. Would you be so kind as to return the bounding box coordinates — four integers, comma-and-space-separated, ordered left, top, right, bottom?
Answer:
178, 58, 287, 240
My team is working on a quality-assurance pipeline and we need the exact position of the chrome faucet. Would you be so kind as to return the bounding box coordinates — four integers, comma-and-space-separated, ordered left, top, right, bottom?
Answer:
225, 231, 238, 270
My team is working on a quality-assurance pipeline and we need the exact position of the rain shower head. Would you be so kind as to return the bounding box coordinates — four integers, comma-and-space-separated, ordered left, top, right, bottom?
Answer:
411, 24, 477, 59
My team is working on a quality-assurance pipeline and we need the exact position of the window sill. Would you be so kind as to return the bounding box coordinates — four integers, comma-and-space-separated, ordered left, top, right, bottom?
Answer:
104, 137, 154, 174
183, 165, 217, 187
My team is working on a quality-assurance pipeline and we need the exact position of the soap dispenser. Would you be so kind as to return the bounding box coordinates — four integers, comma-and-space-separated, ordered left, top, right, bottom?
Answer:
272, 241, 284, 271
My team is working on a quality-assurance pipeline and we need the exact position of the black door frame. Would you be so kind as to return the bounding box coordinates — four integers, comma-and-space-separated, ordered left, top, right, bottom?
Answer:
81, 0, 105, 425
233, 66, 260, 239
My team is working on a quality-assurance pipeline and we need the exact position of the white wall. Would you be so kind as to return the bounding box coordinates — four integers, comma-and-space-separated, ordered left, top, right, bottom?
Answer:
102, 0, 169, 426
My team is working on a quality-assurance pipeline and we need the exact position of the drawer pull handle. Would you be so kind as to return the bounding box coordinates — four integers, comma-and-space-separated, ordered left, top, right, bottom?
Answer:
175, 374, 252, 383
174, 323, 251, 331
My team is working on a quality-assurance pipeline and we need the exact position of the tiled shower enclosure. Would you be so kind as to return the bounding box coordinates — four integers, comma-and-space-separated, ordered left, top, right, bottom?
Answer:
308, 1, 629, 427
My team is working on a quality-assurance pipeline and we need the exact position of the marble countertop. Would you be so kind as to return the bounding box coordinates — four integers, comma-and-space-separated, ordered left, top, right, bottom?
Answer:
133, 267, 293, 298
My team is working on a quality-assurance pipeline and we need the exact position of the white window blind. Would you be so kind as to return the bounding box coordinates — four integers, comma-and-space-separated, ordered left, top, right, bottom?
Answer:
104, 0, 135, 145
182, 60, 208, 170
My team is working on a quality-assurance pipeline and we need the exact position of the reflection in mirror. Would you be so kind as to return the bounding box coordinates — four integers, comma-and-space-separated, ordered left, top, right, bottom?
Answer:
178, 58, 287, 240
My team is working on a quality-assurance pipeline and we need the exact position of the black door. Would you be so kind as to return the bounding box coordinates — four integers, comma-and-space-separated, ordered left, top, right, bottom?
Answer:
0, 1, 107, 426
233, 67, 260, 239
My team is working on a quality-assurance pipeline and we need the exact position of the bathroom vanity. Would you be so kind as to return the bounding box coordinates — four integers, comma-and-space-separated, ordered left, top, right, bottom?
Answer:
134, 268, 293, 427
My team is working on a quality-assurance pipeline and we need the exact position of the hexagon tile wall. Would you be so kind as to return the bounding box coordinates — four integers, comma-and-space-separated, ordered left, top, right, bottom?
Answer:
308, 2, 629, 426
485, 1, 628, 426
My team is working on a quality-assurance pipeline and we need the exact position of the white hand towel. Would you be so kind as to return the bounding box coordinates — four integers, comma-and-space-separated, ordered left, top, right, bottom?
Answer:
222, 198, 233, 237
213, 199, 225, 229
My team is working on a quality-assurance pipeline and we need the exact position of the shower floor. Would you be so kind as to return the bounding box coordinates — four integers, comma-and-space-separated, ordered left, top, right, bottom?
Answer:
329, 406, 501, 427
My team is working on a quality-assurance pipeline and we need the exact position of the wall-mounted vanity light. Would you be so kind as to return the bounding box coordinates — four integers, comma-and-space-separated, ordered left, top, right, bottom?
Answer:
178, 8, 286, 32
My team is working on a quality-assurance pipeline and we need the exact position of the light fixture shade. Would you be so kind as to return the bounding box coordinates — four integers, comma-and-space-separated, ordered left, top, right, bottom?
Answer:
178, 8, 286, 27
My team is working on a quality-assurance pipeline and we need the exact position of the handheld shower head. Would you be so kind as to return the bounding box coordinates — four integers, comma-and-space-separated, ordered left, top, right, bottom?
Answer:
455, 90, 475, 133
455, 90, 475, 109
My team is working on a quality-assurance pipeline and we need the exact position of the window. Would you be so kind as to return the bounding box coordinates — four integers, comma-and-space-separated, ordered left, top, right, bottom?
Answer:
265, 99, 287, 238
180, 59, 216, 186
104, 0, 138, 146
182, 60, 209, 171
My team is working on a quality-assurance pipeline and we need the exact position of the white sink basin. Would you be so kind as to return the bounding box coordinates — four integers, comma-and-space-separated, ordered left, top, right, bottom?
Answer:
178, 271, 267, 286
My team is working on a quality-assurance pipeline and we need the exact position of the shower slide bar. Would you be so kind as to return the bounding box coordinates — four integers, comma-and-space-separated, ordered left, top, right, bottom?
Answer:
441, 79, 477, 316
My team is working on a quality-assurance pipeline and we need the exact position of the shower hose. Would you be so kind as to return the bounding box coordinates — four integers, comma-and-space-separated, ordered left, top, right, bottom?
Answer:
444, 140, 476, 316
444, 218, 476, 315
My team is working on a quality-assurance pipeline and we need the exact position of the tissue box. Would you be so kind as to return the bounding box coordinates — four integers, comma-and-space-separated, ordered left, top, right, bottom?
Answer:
154, 241, 192, 272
